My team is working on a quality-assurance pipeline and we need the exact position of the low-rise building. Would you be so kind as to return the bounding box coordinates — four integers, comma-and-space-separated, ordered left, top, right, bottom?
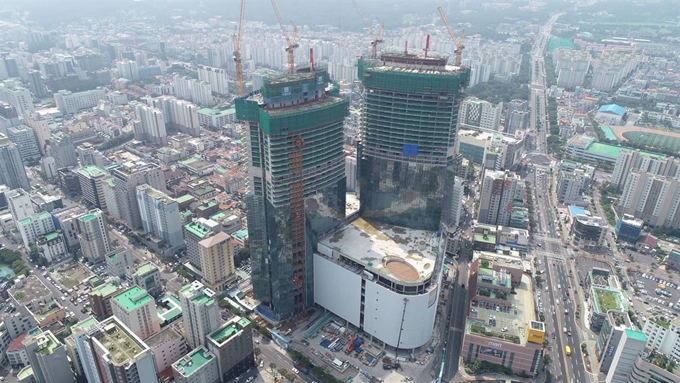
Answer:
146, 323, 187, 375
615, 214, 644, 244
88, 282, 125, 320
461, 252, 545, 377
585, 268, 627, 333
567, 205, 607, 250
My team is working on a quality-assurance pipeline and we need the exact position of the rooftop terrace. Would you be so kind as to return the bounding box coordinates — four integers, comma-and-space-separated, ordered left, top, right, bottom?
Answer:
173, 347, 214, 377
209, 317, 250, 345
133, 263, 158, 277
319, 218, 440, 283
97, 321, 145, 365
11, 275, 51, 306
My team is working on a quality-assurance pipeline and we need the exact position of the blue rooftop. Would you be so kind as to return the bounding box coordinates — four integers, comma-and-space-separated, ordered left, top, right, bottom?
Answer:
568, 205, 586, 217
598, 104, 626, 116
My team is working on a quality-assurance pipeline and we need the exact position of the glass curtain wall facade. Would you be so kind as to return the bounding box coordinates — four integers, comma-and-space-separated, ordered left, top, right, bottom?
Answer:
237, 68, 349, 319
357, 55, 470, 231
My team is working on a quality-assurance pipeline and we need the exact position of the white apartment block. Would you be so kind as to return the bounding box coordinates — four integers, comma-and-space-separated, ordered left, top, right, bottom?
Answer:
173, 75, 214, 106
179, 281, 220, 349
77, 209, 111, 263
110, 286, 161, 341
136, 184, 184, 248
0, 79, 34, 117
145, 96, 200, 137
611, 149, 680, 188
459, 98, 503, 130
197, 65, 229, 95
116, 60, 140, 80
54, 88, 107, 114
642, 316, 680, 360
619, 171, 680, 229
133, 103, 167, 146
17, 211, 56, 247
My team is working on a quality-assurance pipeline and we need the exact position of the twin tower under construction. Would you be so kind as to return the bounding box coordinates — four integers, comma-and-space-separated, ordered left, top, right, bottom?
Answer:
237, 51, 470, 350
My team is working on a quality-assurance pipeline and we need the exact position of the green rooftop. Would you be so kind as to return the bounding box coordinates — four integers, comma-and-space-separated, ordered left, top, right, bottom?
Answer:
210, 324, 239, 344
177, 194, 195, 204
210, 212, 227, 221
35, 332, 60, 355
179, 283, 216, 307
625, 329, 647, 342
17, 366, 33, 380
91, 283, 121, 297
654, 316, 671, 330
72, 316, 99, 333
474, 233, 496, 244
113, 286, 153, 312
18, 217, 32, 225
104, 178, 115, 187
79, 213, 98, 222
198, 107, 235, 117
184, 221, 211, 239
133, 263, 158, 277
197, 201, 218, 211
43, 231, 60, 241
98, 321, 144, 365
586, 142, 623, 159
593, 288, 623, 313
78, 165, 107, 178
174, 348, 214, 377
156, 295, 182, 325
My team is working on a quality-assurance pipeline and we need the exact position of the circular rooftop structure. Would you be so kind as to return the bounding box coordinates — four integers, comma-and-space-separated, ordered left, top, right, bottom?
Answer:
385, 259, 419, 282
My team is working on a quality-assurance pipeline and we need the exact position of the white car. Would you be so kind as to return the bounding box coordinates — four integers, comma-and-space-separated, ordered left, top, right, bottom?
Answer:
292, 368, 299, 374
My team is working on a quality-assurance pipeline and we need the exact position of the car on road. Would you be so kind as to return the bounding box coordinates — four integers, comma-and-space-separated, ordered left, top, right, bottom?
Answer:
292, 368, 299, 374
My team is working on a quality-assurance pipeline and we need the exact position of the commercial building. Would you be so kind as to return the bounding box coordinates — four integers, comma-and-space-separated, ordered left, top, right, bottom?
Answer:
145, 323, 187, 375
611, 149, 679, 189
172, 347, 220, 383
179, 281, 221, 349
604, 330, 648, 383
624, 348, 680, 383
54, 88, 106, 114
77, 316, 158, 383
112, 161, 166, 229
22, 330, 75, 383
7, 125, 41, 164
77, 209, 111, 263
596, 311, 634, 373
478, 170, 525, 227
666, 248, 680, 270
198, 232, 237, 292
16, 211, 57, 247
197, 107, 236, 130
566, 135, 623, 165
6, 188, 34, 222
183, 218, 220, 270
88, 283, 125, 320
462, 253, 545, 376
105, 247, 134, 278
314, 217, 446, 350
618, 171, 680, 229
615, 214, 644, 244
456, 129, 525, 170
52, 205, 87, 251
0, 133, 30, 191
584, 268, 627, 332
206, 316, 254, 382
557, 164, 594, 205
49, 131, 78, 169
459, 98, 503, 131
77, 165, 109, 210
133, 103, 167, 146
76, 142, 106, 168
136, 184, 184, 248
131, 263, 163, 297
237, 67, 350, 319
569, 208, 608, 250
110, 286, 161, 340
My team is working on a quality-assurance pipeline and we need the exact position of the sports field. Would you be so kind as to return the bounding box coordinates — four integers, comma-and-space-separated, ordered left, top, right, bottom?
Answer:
609, 125, 680, 152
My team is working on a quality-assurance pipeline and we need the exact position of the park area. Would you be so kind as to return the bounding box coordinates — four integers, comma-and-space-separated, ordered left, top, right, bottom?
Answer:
605, 125, 680, 152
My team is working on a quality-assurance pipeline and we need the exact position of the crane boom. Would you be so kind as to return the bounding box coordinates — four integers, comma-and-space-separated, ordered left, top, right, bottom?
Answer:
351, 0, 383, 59
271, 0, 298, 74
437, 5, 466, 66
233, 0, 246, 97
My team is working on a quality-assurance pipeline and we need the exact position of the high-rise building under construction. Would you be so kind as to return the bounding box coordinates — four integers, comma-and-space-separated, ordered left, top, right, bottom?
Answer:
357, 54, 470, 231
237, 67, 349, 319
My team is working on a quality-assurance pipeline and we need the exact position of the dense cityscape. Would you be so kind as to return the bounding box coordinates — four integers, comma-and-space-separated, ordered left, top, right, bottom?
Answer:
0, 1, 680, 383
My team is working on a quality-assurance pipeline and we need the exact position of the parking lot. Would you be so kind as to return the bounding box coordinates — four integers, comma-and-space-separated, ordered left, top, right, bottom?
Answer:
630, 270, 680, 320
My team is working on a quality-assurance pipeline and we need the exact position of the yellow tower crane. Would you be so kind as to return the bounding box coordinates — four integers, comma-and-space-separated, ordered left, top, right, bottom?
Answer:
351, 0, 384, 59
271, 0, 298, 74
437, 5, 466, 66
233, 0, 246, 97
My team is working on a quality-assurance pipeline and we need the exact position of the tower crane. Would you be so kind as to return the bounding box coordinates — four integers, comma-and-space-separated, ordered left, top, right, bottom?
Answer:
233, 0, 246, 97
271, 0, 298, 74
351, 0, 383, 59
437, 5, 466, 66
